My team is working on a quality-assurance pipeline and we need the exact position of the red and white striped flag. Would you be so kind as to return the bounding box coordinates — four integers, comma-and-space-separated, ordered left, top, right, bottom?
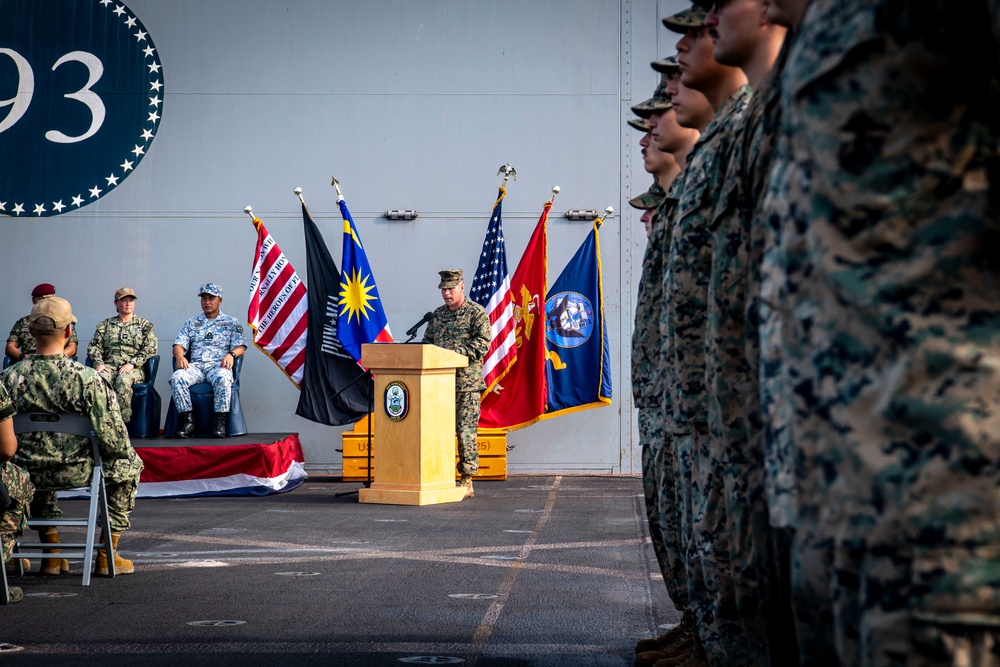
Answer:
468, 187, 516, 393
248, 217, 309, 386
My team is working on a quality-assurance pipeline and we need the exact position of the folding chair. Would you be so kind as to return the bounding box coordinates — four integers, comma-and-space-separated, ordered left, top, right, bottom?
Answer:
9, 413, 116, 586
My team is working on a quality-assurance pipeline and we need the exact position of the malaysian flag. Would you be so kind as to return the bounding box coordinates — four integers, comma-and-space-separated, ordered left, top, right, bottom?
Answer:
248, 216, 308, 385
468, 187, 516, 393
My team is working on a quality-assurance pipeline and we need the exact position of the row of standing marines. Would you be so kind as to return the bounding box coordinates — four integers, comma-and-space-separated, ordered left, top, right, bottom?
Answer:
628, 1, 1000, 666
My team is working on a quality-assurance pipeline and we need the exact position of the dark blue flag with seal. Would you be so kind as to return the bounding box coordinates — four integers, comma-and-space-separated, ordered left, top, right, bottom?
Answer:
295, 202, 371, 426
542, 219, 612, 417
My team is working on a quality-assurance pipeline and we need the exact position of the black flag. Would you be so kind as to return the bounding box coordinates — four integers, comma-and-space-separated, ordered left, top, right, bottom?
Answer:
295, 202, 371, 425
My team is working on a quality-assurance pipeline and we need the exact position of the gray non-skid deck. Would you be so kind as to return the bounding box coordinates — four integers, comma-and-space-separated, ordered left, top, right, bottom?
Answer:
1, 475, 679, 667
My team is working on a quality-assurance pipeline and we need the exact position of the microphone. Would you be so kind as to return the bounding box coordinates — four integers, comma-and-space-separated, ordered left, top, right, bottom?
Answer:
405, 312, 434, 338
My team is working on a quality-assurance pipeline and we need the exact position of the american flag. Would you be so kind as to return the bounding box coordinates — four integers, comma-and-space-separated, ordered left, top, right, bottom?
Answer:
468, 187, 516, 392
248, 216, 308, 386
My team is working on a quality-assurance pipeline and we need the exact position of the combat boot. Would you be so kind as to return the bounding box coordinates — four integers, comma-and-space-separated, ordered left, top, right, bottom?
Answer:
1, 586, 22, 604
37, 527, 69, 576
636, 632, 693, 666
95, 532, 134, 576
636, 624, 686, 653
459, 474, 474, 499
212, 412, 228, 438
176, 411, 194, 438
653, 645, 708, 667
5, 558, 30, 574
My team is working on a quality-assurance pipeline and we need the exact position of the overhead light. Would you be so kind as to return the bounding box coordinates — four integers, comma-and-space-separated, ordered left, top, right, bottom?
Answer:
384, 210, 418, 220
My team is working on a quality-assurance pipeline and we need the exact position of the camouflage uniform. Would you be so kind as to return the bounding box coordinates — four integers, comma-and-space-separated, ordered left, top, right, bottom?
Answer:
0, 354, 143, 532
633, 182, 689, 618
7, 315, 78, 357
170, 312, 246, 413
773, 1, 1000, 664
706, 69, 794, 665
423, 298, 490, 476
661, 84, 754, 667
87, 315, 157, 422
0, 384, 33, 564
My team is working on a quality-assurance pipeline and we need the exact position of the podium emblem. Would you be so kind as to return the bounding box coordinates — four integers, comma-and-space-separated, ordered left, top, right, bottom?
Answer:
384, 381, 409, 421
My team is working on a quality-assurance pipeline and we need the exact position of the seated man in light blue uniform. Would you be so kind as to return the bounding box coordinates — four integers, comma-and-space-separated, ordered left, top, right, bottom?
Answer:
169, 283, 247, 438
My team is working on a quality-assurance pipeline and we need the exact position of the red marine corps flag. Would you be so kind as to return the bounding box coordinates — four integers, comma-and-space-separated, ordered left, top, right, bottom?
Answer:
247, 211, 308, 386
478, 194, 553, 430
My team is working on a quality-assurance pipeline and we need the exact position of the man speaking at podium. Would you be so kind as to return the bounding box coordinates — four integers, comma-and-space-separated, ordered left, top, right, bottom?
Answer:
422, 270, 490, 498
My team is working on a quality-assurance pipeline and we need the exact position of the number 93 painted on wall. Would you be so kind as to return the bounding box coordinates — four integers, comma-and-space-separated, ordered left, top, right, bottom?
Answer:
0, 0, 163, 217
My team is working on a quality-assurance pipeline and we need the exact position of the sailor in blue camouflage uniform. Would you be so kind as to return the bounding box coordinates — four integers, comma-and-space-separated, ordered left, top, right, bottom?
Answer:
654, 5, 753, 666
766, 0, 1000, 664
170, 283, 247, 438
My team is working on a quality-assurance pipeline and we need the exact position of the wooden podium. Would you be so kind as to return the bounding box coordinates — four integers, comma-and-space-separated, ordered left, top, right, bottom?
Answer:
357, 343, 470, 506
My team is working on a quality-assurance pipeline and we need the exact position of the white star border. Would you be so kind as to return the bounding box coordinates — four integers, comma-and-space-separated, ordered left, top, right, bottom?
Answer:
4, 1, 164, 217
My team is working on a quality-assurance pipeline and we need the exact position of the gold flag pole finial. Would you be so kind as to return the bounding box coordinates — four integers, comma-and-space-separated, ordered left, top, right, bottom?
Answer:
549, 185, 561, 204
331, 176, 343, 200
497, 163, 517, 188
293, 186, 306, 206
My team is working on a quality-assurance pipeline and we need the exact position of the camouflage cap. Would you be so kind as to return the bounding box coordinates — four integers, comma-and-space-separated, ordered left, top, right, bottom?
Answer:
438, 270, 463, 289
651, 55, 680, 75
631, 72, 673, 119
31, 282, 56, 298
198, 283, 223, 298
627, 116, 651, 132
114, 286, 137, 301
629, 182, 666, 210
662, 7, 708, 33
29, 296, 77, 332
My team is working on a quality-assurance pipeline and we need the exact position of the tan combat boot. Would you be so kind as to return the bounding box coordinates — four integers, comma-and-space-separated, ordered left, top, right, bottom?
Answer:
636, 632, 694, 666
459, 474, 474, 499
636, 624, 686, 654
95, 532, 134, 576
4, 558, 30, 574
38, 527, 70, 576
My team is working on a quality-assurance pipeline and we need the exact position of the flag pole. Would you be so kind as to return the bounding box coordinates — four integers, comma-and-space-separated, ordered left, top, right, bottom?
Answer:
497, 163, 517, 189
293, 186, 307, 206
243, 204, 260, 230
549, 186, 561, 204
321, 178, 375, 494
595, 206, 613, 229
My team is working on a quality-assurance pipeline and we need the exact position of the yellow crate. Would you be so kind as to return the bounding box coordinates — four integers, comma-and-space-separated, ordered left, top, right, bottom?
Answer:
341, 417, 508, 481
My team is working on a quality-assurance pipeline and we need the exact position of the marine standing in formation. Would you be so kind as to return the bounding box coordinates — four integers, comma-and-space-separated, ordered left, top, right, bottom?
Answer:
632, 0, 1000, 665
423, 269, 491, 499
